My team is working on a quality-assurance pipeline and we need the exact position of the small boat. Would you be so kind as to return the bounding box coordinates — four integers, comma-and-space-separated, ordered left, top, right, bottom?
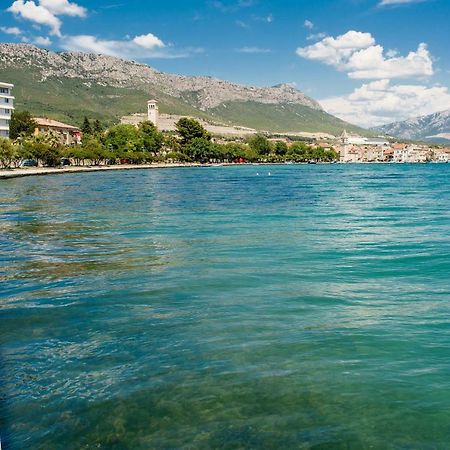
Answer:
308, 160, 317, 164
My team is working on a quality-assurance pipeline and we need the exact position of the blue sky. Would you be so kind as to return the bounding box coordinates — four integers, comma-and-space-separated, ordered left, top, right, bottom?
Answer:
1, 0, 449, 126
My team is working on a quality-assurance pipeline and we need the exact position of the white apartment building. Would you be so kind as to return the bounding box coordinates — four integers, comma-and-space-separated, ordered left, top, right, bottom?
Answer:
0, 82, 14, 138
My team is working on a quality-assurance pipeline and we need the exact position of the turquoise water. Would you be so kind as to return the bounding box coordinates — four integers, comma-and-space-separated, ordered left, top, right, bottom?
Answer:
1, 164, 450, 449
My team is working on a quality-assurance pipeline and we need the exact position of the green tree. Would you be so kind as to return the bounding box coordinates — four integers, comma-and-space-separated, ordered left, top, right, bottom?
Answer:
81, 116, 92, 136
9, 111, 37, 140
164, 134, 181, 153
287, 142, 309, 162
184, 137, 217, 163
81, 135, 107, 165
0, 138, 18, 168
93, 119, 103, 134
243, 146, 260, 162
164, 151, 189, 162
138, 121, 164, 155
218, 142, 247, 162
22, 133, 61, 167
64, 146, 90, 166
247, 134, 272, 156
274, 141, 288, 156
175, 118, 210, 146
104, 124, 143, 154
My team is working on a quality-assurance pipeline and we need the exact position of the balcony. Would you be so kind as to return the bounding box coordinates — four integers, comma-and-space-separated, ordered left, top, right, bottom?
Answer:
0, 94, 14, 102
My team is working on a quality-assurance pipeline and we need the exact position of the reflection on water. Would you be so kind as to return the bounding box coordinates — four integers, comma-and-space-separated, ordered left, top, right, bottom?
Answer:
1, 165, 450, 449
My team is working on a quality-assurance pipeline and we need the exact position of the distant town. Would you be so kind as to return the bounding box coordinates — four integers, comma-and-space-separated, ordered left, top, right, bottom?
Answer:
1, 80, 450, 172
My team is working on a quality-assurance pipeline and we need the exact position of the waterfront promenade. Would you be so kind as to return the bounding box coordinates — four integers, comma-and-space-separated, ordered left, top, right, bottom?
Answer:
0, 163, 205, 179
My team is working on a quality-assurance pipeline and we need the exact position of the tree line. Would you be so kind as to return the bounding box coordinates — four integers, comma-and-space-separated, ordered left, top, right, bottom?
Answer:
0, 112, 338, 169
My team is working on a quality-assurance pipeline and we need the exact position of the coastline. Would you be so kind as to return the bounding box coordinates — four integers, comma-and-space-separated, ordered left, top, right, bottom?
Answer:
0, 163, 209, 180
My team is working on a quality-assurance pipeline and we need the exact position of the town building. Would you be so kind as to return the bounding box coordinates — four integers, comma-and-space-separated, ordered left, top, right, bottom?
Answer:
338, 130, 390, 162
147, 99, 159, 127
0, 82, 14, 138
34, 117, 82, 145
339, 130, 389, 147
435, 148, 450, 162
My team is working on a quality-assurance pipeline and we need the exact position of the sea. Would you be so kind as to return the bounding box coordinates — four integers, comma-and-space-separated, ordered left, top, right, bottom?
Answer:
1, 164, 450, 449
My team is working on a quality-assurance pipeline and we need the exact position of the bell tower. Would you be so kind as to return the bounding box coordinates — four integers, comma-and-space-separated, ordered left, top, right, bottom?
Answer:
147, 99, 159, 127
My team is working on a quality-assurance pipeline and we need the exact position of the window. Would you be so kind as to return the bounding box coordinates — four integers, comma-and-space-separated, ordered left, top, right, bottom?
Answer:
0, 88, 10, 94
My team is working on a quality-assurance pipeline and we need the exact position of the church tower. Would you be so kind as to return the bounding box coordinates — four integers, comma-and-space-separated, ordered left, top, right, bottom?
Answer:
340, 130, 351, 162
147, 100, 159, 127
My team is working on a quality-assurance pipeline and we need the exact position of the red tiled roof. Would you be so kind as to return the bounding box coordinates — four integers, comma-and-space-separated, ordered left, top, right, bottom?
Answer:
34, 117, 80, 131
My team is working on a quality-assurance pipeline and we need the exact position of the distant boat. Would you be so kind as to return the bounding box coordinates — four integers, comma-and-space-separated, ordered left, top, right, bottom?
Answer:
308, 160, 317, 164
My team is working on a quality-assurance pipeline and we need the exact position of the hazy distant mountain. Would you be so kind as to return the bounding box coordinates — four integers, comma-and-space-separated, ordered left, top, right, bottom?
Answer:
375, 110, 450, 142
0, 43, 370, 135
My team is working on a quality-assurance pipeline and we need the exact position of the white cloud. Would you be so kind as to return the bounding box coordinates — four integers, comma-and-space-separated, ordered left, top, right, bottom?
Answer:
236, 46, 271, 53
307, 32, 327, 41
39, 0, 86, 17
297, 30, 433, 80
346, 43, 433, 79
0, 26, 22, 35
297, 30, 375, 66
34, 35, 52, 45
379, 0, 428, 5
6, 0, 86, 36
7, 0, 62, 36
132, 33, 165, 49
320, 80, 450, 127
304, 19, 314, 29
60, 34, 194, 59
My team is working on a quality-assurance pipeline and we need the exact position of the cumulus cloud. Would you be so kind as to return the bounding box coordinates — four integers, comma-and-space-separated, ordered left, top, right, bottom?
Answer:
346, 43, 432, 79
39, 0, 86, 17
304, 19, 314, 29
60, 34, 196, 59
0, 26, 22, 35
320, 80, 450, 127
297, 30, 433, 80
8, 0, 62, 36
297, 31, 375, 66
132, 33, 165, 49
7, 0, 86, 36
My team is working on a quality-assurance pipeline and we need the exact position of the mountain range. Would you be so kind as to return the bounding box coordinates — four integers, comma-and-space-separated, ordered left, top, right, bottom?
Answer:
374, 109, 450, 142
0, 43, 371, 136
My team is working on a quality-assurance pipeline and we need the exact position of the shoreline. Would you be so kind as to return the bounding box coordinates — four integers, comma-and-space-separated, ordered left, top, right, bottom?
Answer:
1, 161, 439, 180
0, 163, 210, 180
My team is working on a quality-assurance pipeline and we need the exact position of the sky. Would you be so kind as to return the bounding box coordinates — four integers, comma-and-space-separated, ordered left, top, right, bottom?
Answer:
0, 0, 449, 127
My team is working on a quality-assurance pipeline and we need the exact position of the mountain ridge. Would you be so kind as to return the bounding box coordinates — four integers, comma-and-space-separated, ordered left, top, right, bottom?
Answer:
0, 43, 371, 135
374, 109, 450, 142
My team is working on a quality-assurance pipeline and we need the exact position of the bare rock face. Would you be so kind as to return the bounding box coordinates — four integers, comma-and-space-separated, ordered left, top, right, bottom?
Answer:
0, 43, 322, 111
375, 109, 450, 141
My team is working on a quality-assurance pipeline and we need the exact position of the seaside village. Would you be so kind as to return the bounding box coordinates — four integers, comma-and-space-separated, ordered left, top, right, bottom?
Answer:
2, 81, 450, 164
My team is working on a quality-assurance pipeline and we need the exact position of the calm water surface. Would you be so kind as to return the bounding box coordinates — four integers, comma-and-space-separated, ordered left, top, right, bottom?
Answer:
1, 164, 450, 449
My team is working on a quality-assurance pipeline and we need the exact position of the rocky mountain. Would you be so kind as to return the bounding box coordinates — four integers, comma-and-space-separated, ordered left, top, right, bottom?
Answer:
375, 110, 450, 142
0, 43, 369, 135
